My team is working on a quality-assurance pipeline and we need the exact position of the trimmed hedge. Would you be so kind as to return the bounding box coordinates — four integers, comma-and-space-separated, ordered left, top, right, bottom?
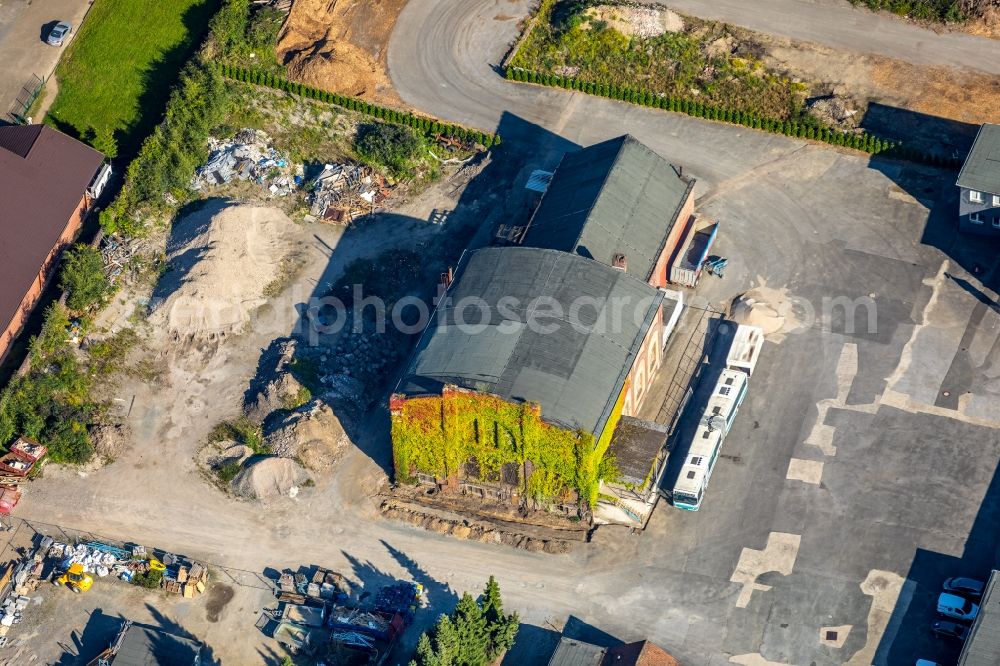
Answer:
218, 63, 501, 147
504, 66, 960, 169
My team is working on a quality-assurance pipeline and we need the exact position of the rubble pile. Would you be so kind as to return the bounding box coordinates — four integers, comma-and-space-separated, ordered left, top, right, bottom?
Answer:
243, 338, 307, 423
308, 162, 392, 224
264, 400, 350, 470
326, 314, 401, 395
192, 128, 301, 196
100, 236, 147, 282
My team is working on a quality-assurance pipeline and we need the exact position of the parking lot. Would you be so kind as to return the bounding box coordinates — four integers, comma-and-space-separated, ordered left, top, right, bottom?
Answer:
0, 0, 92, 121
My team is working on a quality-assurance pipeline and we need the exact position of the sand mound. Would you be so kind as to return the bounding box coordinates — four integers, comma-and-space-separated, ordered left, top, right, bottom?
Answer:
731, 285, 804, 342
277, 0, 406, 101
151, 203, 305, 337
265, 400, 350, 471
231, 456, 308, 500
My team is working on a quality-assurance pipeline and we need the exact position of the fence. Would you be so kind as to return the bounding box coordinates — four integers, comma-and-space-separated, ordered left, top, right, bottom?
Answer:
0, 516, 273, 592
7, 74, 44, 124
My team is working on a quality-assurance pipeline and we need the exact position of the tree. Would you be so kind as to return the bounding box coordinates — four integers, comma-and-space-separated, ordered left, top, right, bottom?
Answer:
410, 577, 519, 666
481, 576, 519, 659
61, 245, 108, 311
88, 126, 118, 158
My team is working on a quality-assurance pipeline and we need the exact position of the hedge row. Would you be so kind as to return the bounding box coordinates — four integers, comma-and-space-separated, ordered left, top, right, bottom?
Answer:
505, 66, 961, 169
219, 63, 501, 147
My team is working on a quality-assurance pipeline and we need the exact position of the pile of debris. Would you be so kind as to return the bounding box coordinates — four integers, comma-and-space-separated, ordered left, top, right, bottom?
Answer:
192, 128, 301, 196
100, 235, 147, 282
307, 162, 392, 224
325, 313, 401, 397
0, 547, 46, 647
44, 539, 210, 599
276, 567, 351, 605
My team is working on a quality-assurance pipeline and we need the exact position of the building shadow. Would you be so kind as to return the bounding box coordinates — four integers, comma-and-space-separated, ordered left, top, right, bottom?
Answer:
873, 460, 1000, 664
142, 603, 218, 665
865, 151, 1000, 296
501, 623, 563, 665
658, 316, 732, 500
860, 102, 980, 162
55, 608, 123, 665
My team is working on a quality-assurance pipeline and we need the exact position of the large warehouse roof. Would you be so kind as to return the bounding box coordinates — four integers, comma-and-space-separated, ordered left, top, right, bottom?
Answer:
397, 246, 664, 437
520, 134, 693, 282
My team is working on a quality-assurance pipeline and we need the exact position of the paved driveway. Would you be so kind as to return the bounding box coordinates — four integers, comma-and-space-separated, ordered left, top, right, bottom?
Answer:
0, 0, 93, 122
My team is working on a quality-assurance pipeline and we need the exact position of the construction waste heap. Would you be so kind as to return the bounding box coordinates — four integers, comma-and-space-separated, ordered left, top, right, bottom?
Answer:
192, 128, 300, 197
307, 162, 393, 224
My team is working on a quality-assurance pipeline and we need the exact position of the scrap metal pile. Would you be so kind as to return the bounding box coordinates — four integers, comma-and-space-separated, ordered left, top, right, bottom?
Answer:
192, 128, 301, 197
308, 162, 393, 224
262, 567, 423, 664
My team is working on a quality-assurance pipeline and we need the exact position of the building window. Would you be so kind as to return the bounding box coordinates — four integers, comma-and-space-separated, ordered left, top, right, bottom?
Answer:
993, 194, 1000, 207
993, 217, 1000, 229
970, 190, 984, 203
970, 212, 983, 224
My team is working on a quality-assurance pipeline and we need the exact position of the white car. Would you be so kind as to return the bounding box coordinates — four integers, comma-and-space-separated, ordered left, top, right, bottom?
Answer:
937, 592, 979, 622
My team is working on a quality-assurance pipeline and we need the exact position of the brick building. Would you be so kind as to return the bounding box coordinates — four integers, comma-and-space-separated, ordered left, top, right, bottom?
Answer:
0, 125, 107, 362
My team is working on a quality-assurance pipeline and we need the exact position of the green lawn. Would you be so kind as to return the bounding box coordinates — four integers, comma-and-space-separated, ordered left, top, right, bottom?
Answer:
46, 0, 220, 157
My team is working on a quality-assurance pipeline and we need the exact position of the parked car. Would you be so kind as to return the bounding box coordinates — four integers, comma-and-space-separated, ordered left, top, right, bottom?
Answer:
944, 577, 985, 599
937, 592, 979, 621
931, 620, 970, 640
46, 21, 72, 46
916, 660, 941, 666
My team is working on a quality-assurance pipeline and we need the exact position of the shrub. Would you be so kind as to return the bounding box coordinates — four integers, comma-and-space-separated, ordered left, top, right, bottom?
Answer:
61, 245, 109, 311
355, 122, 424, 177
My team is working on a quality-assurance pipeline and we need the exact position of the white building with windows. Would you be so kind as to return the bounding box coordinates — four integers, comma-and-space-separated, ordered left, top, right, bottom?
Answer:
957, 123, 1000, 236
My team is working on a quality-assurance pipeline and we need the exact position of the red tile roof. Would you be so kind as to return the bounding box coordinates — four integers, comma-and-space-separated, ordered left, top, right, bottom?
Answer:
0, 125, 103, 338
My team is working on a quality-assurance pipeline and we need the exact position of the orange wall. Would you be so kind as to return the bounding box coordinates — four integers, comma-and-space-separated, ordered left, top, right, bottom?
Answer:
649, 189, 696, 288
0, 194, 89, 362
622, 303, 664, 416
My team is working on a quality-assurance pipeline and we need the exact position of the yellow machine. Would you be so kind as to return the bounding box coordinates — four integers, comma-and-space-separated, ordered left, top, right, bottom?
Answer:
54, 563, 94, 593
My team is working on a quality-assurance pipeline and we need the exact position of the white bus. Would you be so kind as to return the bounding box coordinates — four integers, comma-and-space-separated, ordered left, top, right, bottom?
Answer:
671, 368, 749, 511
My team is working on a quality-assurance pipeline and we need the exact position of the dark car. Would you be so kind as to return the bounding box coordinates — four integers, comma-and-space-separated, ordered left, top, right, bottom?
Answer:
932, 620, 970, 641
944, 577, 986, 599
46, 21, 72, 47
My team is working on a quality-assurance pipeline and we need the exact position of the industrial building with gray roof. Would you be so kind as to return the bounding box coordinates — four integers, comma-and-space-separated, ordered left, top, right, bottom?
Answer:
520, 134, 694, 283
397, 246, 665, 437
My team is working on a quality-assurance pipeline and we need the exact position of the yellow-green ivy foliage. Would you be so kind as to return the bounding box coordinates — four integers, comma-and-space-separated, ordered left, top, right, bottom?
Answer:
391, 387, 616, 506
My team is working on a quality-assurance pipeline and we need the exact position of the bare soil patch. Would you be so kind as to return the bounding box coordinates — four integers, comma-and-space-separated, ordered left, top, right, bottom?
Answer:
277, 0, 409, 105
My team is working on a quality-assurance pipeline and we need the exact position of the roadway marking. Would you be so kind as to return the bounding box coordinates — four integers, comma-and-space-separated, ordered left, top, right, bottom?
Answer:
845, 570, 904, 666
786, 458, 823, 485
730, 532, 801, 608
819, 624, 852, 648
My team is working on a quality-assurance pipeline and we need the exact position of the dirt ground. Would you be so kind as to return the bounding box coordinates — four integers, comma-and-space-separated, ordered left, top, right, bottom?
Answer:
0, 525, 276, 665
763, 34, 1000, 128
277, 0, 408, 105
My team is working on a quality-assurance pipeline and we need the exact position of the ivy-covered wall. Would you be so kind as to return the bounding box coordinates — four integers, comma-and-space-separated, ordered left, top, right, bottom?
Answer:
391, 385, 627, 507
